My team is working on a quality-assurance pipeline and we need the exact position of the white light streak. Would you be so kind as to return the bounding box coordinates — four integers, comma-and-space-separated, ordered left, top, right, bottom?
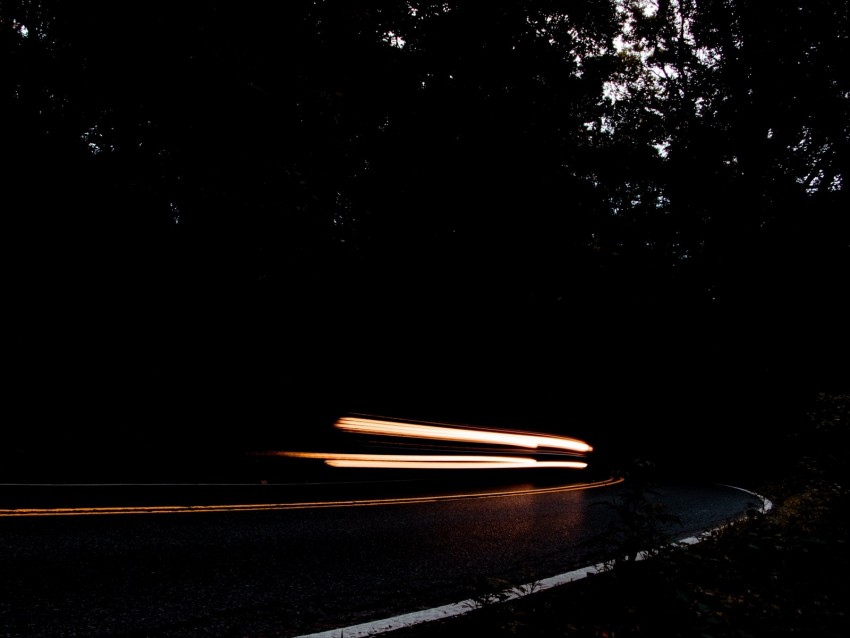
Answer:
334, 417, 593, 454
279, 451, 588, 470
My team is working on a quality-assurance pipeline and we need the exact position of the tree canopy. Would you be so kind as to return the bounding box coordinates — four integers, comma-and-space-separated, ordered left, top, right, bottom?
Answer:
4, 1, 847, 454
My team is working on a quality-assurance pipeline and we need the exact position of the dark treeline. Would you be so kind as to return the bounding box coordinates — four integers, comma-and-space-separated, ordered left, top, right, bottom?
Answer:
3, 1, 847, 474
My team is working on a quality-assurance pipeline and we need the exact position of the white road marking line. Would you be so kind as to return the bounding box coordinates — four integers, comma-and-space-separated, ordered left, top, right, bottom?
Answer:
293, 484, 772, 638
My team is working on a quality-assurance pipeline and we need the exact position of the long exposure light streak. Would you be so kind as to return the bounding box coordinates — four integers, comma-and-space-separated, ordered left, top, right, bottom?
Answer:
284, 452, 537, 463
272, 416, 594, 470
335, 416, 593, 454
279, 451, 588, 470
326, 459, 589, 469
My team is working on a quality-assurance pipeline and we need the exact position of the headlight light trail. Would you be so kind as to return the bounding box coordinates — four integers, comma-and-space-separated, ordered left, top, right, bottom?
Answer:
334, 416, 593, 454
271, 416, 594, 471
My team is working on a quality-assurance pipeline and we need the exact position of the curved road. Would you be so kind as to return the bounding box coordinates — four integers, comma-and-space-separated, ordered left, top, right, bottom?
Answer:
0, 478, 763, 637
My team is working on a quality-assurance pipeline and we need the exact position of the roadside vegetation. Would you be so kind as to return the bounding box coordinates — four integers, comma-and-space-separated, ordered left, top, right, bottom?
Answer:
393, 391, 850, 637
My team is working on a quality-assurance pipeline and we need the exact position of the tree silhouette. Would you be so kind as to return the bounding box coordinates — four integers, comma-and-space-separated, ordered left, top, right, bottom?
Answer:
3, 1, 846, 460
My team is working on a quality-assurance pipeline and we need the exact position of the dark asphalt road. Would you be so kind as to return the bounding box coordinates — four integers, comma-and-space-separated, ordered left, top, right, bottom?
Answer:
0, 479, 762, 637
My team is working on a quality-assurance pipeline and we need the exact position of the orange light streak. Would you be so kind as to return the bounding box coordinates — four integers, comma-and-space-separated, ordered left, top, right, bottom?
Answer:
334, 417, 593, 454
0, 478, 621, 517
325, 459, 589, 469
282, 452, 537, 463
279, 451, 588, 469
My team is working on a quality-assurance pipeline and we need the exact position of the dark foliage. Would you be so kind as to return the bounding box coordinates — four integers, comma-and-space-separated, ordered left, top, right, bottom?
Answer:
3, 1, 847, 458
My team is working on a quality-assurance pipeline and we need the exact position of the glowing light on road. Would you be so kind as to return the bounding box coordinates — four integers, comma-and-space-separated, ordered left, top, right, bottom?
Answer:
271, 416, 593, 471
326, 459, 588, 469
279, 451, 588, 470
334, 417, 593, 454
284, 452, 536, 463
0, 478, 621, 517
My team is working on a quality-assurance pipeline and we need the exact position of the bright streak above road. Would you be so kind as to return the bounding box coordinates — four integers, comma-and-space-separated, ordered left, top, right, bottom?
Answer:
272, 416, 594, 470
326, 459, 588, 469
285, 453, 538, 463
280, 452, 588, 470
335, 417, 593, 454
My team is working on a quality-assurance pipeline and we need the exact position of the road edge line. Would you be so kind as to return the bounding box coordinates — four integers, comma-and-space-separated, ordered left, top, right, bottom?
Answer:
292, 483, 772, 638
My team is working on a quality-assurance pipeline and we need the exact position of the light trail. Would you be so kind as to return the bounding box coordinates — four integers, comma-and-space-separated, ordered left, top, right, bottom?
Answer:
269, 416, 594, 470
279, 451, 588, 470
283, 453, 541, 463
325, 460, 588, 469
1, 417, 597, 516
269, 416, 593, 469
0, 477, 621, 517
335, 416, 593, 454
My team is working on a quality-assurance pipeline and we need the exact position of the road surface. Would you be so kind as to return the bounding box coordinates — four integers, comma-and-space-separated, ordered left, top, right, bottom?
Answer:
0, 478, 762, 637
